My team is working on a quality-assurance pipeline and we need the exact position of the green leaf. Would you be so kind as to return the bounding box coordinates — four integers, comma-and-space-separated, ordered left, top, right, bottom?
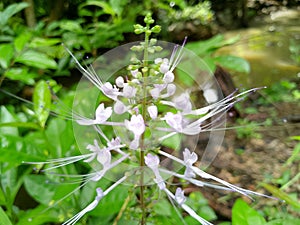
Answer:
153, 199, 172, 216
161, 133, 182, 150
186, 34, 225, 56
81, 1, 115, 16
266, 218, 300, 225
0, 207, 13, 225
213, 55, 250, 73
15, 50, 57, 69
0, 43, 14, 69
14, 31, 32, 52
45, 119, 74, 157
16, 205, 60, 225
260, 183, 300, 209
33, 80, 51, 128
232, 199, 266, 225
24, 175, 56, 205
28, 37, 61, 48
59, 20, 83, 33
4, 67, 38, 85
0, 2, 29, 27
0, 106, 18, 136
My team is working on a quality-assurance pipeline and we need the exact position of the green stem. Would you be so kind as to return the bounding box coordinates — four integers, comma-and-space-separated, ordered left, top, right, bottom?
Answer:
140, 25, 150, 225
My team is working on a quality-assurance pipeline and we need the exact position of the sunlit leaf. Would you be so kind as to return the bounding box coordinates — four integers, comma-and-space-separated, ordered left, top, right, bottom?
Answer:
4, 67, 38, 85
0, 43, 14, 69
15, 50, 57, 69
0, 207, 13, 225
0, 2, 29, 26
0, 106, 18, 136
16, 205, 60, 225
33, 80, 51, 128
213, 55, 250, 73
14, 31, 32, 52
232, 199, 266, 225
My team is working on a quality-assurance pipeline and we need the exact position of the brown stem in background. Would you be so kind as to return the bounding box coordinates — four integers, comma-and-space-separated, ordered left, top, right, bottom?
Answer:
23, 0, 36, 28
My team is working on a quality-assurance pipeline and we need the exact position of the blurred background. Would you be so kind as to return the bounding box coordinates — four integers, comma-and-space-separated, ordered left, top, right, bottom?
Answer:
0, 1, 299, 225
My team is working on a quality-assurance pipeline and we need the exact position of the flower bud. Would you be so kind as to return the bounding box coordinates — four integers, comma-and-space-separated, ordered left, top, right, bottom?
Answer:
151, 25, 161, 33
115, 76, 124, 87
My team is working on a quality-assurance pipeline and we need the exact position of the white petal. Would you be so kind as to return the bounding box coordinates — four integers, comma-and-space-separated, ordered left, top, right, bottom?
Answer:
147, 105, 158, 119
115, 76, 124, 87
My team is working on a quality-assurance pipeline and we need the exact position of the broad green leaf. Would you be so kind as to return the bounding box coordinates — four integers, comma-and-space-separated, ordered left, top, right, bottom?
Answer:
153, 199, 172, 216
0, 2, 29, 26
14, 31, 32, 52
161, 133, 182, 150
260, 183, 300, 209
24, 175, 56, 205
186, 34, 225, 56
213, 55, 250, 73
232, 199, 266, 225
59, 20, 83, 33
16, 205, 60, 225
33, 80, 51, 128
0, 43, 14, 69
81, 1, 115, 16
15, 50, 57, 69
0, 106, 18, 136
45, 119, 74, 157
0, 135, 45, 172
0, 207, 13, 225
4, 67, 38, 85
28, 37, 61, 48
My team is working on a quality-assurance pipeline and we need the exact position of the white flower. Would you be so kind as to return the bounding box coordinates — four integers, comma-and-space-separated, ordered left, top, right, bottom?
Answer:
150, 87, 160, 99
175, 188, 186, 205
163, 112, 184, 132
183, 148, 198, 178
125, 114, 145, 149
63, 188, 104, 225
166, 84, 176, 96
77, 103, 112, 126
131, 69, 139, 78
114, 100, 127, 114
63, 176, 127, 225
173, 92, 192, 113
144, 153, 159, 169
123, 84, 137, 98
160, 58, 169, 73
115, 76, 124, 87
147, 105, 158, 119
203, 88, 218, 103
163, 71, 174, 83
145, 153, 165, 190
102, 82, 120, 100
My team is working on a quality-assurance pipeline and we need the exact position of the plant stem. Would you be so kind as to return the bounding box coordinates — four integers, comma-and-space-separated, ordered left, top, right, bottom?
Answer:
140, 25, 150, 225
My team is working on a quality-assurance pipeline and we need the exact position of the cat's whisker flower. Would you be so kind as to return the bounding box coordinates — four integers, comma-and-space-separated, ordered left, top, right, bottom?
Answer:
62, 175, 127, 225
145, 153, 213, 225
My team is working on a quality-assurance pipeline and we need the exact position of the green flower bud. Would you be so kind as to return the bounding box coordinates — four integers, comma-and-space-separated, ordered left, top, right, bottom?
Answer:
149, 38, 157, 45
144, 13, 155, 24
151, 25, 161, 33
154, 46, 163, 52
133, 24, 144, 34
130, 45, 144, 52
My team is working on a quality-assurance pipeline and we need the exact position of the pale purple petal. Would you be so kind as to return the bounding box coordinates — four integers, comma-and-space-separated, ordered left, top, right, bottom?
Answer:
147, 105, 158, 119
